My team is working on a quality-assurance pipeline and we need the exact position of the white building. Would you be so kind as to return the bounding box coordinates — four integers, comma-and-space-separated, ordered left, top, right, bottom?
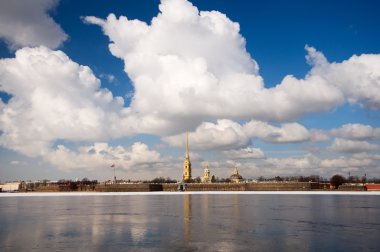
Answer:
201, 164, 212, 183
0, 182, 21, 192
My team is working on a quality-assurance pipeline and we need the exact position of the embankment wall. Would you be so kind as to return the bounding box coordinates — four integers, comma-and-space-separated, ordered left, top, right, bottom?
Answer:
164, 182, 319, 191
31, 182, 368, 192
94, 184, 163, 192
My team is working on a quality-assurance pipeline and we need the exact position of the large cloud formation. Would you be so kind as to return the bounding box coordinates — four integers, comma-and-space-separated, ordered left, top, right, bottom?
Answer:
85, 0, 380, 130
331, 123, 380, 140
1, 0, 380, 176
0, 47, 126, 156
0, 0, 67, 50
329, 138, 378, 153
223, 147, 265, 159
163, 119, 312, 150
46, 142, 161, 171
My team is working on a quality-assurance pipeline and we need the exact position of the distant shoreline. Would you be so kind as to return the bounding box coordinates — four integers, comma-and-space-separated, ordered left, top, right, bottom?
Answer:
1, 191, 380, 197
3, 181, 380, 193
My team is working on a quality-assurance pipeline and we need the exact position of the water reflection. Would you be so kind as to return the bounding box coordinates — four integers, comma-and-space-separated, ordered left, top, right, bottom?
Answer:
0, 194, 379, 251
183, 194, 191, 244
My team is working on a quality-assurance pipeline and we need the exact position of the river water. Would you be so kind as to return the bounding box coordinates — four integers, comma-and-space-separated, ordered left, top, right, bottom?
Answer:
0, 193, 379, 251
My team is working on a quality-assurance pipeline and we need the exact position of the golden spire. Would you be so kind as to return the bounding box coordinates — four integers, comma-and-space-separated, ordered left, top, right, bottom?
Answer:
185, 131, 189, 159
183, 131, 192, 181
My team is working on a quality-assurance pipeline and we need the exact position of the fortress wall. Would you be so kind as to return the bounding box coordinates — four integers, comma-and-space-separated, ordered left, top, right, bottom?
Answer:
163, 184, 178, 191
338, 185, 365, 191
35, 184, 97, 192
186, 183, 246, 191
95, 184, 163, 192
246, 182, 312, 191
35, 185, 60, 192
165, 182, 316, 191
31, 182, 367, 192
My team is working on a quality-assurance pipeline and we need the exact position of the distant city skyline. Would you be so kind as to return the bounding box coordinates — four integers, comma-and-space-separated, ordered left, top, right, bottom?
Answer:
1, 0, 380, 182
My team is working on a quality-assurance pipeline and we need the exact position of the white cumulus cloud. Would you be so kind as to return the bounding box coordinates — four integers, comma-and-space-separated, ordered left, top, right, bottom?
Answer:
84, 0, 365, 130
310, 129, 331, 142
163, 119, 250, 150
243, 121, 310, 143
0, 0, 67, 50
306, 45, 380, 109
266, 156, 314, 170
329, 138, 378, 153
1, 0, 380, 178
331, 123, 380, 140
223, 147, 265, 159
163, 119, 312, 150
0, 46, 127, 156
319, 156, 375, 169
82, 0, 380, 137
45, 142, 161, 171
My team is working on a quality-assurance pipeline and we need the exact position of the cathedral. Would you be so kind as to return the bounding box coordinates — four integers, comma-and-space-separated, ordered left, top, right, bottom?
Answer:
230, 166, 243, 183
181, 132, 242, 183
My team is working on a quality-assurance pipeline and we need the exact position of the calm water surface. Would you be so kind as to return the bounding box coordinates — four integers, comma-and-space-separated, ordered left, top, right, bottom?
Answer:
0, 194, 379, 251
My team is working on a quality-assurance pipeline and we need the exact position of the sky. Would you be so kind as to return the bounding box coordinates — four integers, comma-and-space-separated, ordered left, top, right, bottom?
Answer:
1, 0, 380, 182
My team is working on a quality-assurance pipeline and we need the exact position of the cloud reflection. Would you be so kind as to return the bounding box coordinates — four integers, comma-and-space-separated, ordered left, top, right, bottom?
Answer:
0, 194, 379, 251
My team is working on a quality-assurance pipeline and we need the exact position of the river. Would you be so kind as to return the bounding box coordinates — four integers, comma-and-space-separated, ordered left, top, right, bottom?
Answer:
0, 192, 379, 251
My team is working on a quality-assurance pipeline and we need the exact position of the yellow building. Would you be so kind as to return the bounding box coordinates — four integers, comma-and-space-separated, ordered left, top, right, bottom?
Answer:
182, 132, 192, 181
201, 163, 211, 183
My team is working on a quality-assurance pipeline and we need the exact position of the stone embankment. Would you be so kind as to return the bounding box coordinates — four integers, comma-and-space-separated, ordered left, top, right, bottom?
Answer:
35, 184, 96, 192
164, 182, 331, 191
30, 182, 367, 192
95, 184, 163, 192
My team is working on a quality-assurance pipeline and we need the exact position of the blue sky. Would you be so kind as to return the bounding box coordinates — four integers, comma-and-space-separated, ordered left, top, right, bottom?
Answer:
0, 0, 380, 182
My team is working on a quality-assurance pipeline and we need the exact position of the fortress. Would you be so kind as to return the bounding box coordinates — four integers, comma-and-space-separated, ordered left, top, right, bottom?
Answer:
16, 132, 370, 192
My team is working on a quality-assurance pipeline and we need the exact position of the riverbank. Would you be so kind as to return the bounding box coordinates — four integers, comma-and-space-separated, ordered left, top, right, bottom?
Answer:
2, 181, 378, 193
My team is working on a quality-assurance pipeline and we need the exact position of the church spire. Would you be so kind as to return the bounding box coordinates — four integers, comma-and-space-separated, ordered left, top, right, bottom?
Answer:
183, 131, 192, 181
185, 131, 189, 159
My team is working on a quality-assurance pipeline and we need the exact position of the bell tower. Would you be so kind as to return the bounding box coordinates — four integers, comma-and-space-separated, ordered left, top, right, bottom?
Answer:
202, 163, 211, 183
182, 132, 192, 181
